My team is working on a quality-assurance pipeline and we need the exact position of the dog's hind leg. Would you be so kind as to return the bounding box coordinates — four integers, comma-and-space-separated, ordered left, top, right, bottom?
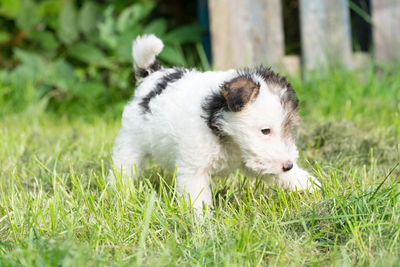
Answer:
108, 130, 144, 186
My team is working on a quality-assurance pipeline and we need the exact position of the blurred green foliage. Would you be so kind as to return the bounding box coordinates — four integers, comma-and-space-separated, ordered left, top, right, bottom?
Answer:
0, 0, 207, 114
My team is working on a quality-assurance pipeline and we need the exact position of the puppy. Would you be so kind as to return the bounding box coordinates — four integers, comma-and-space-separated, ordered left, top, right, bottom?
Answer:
110, 34, 320, 211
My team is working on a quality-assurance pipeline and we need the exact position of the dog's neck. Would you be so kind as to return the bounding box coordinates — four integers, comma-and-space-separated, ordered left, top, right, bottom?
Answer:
209, 137, 244, 176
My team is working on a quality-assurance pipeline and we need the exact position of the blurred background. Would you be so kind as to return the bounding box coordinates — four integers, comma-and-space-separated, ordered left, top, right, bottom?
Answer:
0, 0, 397, 116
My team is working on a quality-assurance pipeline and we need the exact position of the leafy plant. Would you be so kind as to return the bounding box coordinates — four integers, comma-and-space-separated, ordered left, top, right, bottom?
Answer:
0, 0, 207, 114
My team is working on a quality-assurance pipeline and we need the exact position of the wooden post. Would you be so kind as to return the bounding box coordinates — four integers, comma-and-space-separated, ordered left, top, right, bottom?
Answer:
299, 0, 352, 70
372, 0, 400, 65
208, 0, 285, 70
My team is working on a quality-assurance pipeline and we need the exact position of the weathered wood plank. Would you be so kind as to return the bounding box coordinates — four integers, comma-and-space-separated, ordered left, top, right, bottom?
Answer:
352, 52, 371, 70
299, 0, 352, 70
282, 55, 301, 76
372, 0, 400, 65
208, 0, 285, 69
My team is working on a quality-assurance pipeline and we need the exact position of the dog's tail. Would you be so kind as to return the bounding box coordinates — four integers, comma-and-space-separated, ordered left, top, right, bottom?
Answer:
132, 34, 164, 80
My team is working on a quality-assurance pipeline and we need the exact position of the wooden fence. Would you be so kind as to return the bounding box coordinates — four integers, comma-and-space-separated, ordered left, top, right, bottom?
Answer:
208, 0, 400, 73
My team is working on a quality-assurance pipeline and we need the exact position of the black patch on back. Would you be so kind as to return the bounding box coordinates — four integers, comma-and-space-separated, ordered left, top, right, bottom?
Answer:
136, 60, 162, 79
139, 68, 187, 113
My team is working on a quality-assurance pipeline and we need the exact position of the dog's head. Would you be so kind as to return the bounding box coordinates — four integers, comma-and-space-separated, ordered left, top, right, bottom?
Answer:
203, 67, 300, 175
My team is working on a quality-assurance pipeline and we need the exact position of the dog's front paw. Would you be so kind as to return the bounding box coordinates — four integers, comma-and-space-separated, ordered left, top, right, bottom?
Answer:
277, 167, 320, 192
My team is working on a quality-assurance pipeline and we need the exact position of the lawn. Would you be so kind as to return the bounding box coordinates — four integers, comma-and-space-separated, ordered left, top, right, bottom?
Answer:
0, 67, 399, 266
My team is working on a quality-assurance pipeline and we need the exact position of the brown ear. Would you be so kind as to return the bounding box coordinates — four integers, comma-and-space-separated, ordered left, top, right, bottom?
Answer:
221, 77, 260, 112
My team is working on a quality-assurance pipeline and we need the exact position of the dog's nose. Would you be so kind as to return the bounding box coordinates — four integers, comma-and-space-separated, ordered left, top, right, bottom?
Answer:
282, 161, 293, 172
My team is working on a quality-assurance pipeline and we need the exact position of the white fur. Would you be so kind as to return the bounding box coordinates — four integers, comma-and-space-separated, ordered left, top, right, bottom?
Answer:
110, 36, 320, 213
132, 34, 164, 70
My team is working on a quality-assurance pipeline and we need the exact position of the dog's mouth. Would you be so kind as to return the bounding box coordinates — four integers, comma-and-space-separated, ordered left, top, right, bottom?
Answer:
245, 158, 283, 175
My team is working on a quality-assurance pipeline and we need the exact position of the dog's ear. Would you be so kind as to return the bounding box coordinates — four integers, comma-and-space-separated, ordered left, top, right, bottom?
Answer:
221, 77, 260, 112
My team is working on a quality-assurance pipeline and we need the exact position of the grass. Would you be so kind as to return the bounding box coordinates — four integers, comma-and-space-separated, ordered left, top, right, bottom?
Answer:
0, 67, 399, 266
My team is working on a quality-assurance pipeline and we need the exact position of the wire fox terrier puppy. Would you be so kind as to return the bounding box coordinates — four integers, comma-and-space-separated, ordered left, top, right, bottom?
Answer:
110, 34, 320, 211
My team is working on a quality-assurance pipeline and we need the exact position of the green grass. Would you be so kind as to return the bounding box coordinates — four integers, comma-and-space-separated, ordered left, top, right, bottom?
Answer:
0, 67, 399, 266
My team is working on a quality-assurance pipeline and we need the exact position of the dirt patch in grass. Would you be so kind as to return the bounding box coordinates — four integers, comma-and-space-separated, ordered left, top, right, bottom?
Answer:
297, 121, 398, 171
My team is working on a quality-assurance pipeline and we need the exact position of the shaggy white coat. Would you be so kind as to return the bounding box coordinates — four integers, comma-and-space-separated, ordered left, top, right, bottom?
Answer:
110, 35, 320, 211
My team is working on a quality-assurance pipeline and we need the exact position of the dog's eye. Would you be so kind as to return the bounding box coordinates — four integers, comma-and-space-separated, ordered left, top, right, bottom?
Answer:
261, 128, 271, 135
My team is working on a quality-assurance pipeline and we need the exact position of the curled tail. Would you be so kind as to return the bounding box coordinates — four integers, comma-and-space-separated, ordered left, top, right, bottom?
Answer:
132, 34, 164, 80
